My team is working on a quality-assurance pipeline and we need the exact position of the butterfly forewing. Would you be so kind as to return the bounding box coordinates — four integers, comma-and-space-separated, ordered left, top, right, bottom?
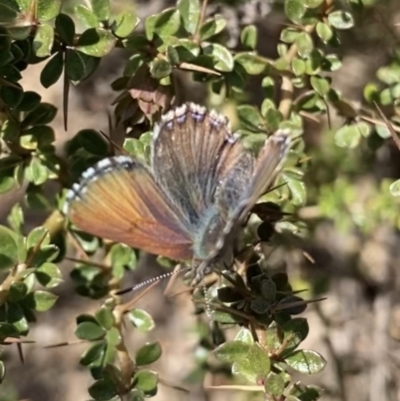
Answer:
152, 103, 238, 230
65, 156, 193, 261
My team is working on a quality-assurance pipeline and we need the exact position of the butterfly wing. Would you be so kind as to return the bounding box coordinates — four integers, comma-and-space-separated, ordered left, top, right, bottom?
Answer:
151, 103, 238, 229
64, 156, 193, 260
193, 131, 291, 282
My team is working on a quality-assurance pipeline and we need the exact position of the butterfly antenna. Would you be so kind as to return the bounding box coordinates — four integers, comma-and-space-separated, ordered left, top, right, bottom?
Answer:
115, 266, 189, 296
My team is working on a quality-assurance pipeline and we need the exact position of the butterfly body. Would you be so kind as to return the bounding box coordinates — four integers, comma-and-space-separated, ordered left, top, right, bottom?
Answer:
64, 103, 291, 284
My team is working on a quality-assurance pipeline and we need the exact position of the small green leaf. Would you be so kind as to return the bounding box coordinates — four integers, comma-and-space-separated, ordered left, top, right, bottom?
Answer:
280, 27, 299, 44
214, 340, 250, 363
113, 11, 139, 38
248, 343, 270, 378
80, 342, 106, 366
241, 24, 257, 49
27, 226, 50, 250
237, 104, 264, 131
135, 342, 162, 366
334, 124, 361, 148
25, 157, 48, 185
284, 349, 327, 374
264, 371, 285, 397
310, 75, 330, 97
232, 359, 257, 383
234, 328, 254, 345
285, 0, 305, 24
8, 282, 28, 302
91, 0, 110, 21
75, 4, 99, 28
292, 58, 306, 76
77, 28, 116, 57
36, 262, 63, 288
133, 370, 158, 395
234, 52, 268, 75
55, 13, 75, 45
40, 51, 64, 88
200, 15, 226, 41
95, 306, 114, 330
375, 124, 391, 139
128, 309, 155, 332
0, 175, 15, 194
328, 10, 354, 30
75, 321, 106, 340
0, 225, 18, 269
316, 22, 333, 42
25, 290, 58, 311
150, 58, 172, 79
282, 172, 306, 206
88, 378, 118, 401
178, 0, 200, 35
389, 179, 400, 197
153, 8, 180, 38
33, 24, 54, 57
6, 303, 28, 334
296, 32, 313, 58
203, 43, 234, 72
36, 0, 61, 22
23, 102, 57, 126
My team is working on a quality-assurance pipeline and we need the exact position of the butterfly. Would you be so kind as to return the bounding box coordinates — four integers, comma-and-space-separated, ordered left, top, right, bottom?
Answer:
63, 103, 291, 285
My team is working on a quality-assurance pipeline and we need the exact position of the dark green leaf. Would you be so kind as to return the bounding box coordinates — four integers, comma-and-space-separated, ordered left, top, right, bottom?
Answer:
203, 43, 234, 72
237, 104, 264, 131
8, 281, 28, 302
95, 306, 114, 330
55, 13, 75, 45
0, 225, 18, 269
135, 341, 162, 366
6, 303, 28, 334
16, 91, 41, 111
0, 50, 14, 67
65, 49, 86, 82
152, 8, 180, 38
0, 0, 18, 22
200, 15, 226, 41
36, 262, 63, 288
0, 175, 15, 194
0, 85, 23, 108
40, 51, 64, 88
80, 342, 106, 366
75, 321, 106, 340
88, 378, 118, 401
23, 102, 57, 126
